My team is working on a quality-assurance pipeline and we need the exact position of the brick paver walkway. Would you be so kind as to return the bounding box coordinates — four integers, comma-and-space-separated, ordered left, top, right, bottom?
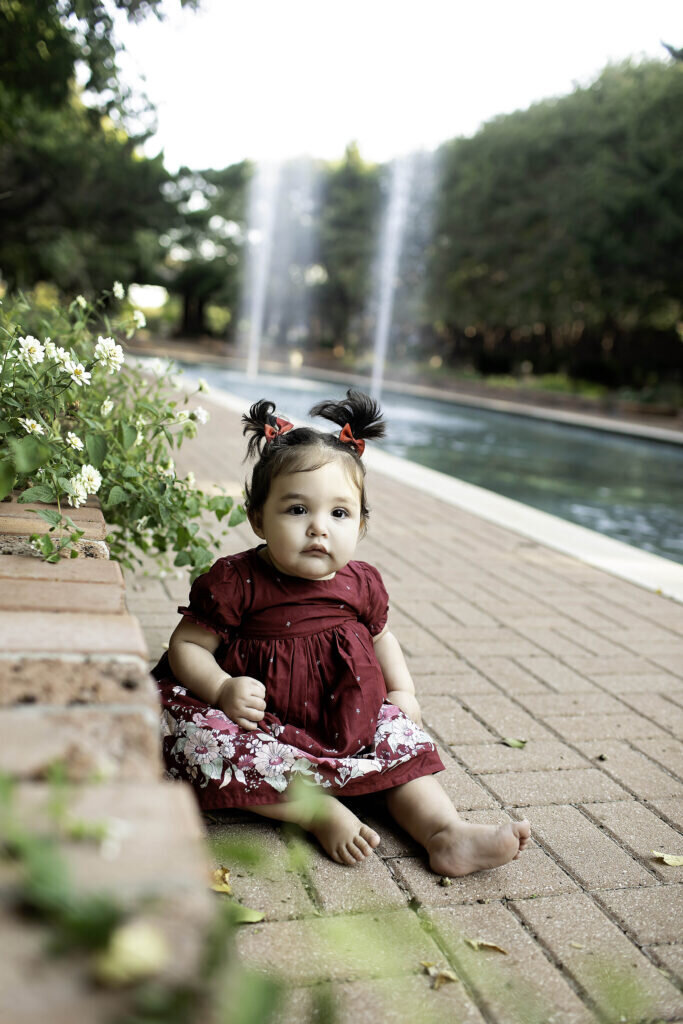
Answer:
125, 391, 683, 1024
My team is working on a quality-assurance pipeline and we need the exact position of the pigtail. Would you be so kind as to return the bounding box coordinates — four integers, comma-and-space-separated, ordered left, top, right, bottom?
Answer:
309, 389, 386, 445
241, 399, 277, 460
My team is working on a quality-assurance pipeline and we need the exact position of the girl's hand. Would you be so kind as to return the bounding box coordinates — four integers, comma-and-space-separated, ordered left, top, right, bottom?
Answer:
217, 676, 266, 731
386, 690, 423, 726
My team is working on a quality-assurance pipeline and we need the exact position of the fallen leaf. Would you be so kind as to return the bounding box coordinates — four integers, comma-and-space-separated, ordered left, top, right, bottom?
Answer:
501, 738, 527, 749
569, 941, 584, 949
227, 902, 265, 924
92, 922, 169, 987
421, 962, 459, 989
652, 850, 683, 867
596, 753, 608, 762
438, 876, 453, 887
210, 866, 232, 894
464, 938, 508, 955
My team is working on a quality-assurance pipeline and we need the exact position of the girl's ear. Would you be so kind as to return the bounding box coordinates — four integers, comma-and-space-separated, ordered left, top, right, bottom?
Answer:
249, 509, 265, 539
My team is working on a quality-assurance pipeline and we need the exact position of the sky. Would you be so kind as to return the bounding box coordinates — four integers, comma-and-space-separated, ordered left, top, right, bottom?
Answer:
115, 0, 682, 171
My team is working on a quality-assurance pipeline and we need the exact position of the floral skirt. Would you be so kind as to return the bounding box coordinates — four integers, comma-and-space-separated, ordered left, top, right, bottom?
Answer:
158, 683, 444, 810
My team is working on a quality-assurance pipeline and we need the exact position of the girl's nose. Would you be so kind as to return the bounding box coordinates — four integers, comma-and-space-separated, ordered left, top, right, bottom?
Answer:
307, 514, 328, 536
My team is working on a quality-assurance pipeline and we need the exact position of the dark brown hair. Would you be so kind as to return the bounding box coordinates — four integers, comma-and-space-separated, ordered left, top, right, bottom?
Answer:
242, 389, 385, 535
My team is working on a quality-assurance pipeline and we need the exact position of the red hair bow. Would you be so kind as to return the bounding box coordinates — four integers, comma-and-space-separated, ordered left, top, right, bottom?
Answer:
264, 416, 294, 442
339, 422, 365, 456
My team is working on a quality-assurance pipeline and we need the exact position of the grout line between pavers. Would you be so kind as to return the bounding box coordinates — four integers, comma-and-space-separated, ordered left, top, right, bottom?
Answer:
575, 803, 679, 883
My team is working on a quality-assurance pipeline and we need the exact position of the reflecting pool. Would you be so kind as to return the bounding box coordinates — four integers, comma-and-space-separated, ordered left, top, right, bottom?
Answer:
173, 363, 683, 565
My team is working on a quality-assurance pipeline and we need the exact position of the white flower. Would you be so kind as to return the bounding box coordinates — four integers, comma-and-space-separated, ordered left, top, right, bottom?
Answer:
17, 335, 45, 365
44, 338, 56, 359
169, 374, 182, 389
252, 741, 295, 778
94, 336, 125, 374
69, 362, 92, 387
193, 406, 209, 425
185, 471, 196, 488
176, 410, 190, 423
132, 310, 146, 329
67, 476, 88, 508
135, 516, 149, 530
197, 378, 210, 394
149, 358, 165, 376
75, 295, 87, 309
66, 431, 84, 451
134, 430, 144, 446
19, 417, 45, 435
113, 281, 125, 300
54, 346, 73, 370
183, 728, 220, 766
159, 458, 175, 478
79, 464, 102, 494
100, 398, 114, 416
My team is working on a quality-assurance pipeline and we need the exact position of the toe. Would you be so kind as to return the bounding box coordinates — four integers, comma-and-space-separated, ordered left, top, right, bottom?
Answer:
336, 845, 356, 866
346, 841, 364, 863
353, 835, 372, 858
360, 825, 380, 849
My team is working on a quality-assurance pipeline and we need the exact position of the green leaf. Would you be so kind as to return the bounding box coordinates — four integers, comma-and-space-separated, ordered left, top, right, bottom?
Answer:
228, 505, 247, 527
8, 435, 51, 473
0, 420, 11, 434
85, 433, 107, 468
121, 465, 138, 480
501, 738, 527, 748
35, 509, 62, 527
174, 550, 191, 567
0, 460, 16, 501
224, 902, 265, 925
105, 485, 128, 507
119, 424, 138, 450
17, 485, 55, 504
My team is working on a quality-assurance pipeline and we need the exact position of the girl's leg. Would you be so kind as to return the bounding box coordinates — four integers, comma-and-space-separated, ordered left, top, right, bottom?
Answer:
250, 794, 380, 866
385, 775, 530, 877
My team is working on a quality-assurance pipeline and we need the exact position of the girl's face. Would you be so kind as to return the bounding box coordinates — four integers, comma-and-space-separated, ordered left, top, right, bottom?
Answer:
250, 459, 363, 580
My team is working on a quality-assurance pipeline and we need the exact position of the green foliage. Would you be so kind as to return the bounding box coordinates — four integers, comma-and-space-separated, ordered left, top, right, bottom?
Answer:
0, 287, 245, 578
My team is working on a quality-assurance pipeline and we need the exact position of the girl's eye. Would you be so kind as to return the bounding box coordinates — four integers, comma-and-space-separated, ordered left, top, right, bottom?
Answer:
332, 508, 349, 519
287, 505, 307, 515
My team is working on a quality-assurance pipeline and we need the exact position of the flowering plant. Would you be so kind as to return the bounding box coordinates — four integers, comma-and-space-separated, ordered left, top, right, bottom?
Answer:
0, 288, 243, 578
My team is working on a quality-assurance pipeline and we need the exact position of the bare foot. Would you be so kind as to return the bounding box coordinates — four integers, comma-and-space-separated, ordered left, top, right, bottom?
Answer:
427, 819, 530, 877
310, 798, 381, 865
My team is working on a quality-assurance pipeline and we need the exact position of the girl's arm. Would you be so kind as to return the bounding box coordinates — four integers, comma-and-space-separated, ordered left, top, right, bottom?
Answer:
168, 620, 266, 730
372, 626, 422, 724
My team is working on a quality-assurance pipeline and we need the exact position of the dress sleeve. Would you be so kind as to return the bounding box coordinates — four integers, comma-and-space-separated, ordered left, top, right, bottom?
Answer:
359, 562, 390, 637
177, 557, 244, 639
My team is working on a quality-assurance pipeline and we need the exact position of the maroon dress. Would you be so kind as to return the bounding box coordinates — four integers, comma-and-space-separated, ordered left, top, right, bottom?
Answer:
153, 545, 444, 810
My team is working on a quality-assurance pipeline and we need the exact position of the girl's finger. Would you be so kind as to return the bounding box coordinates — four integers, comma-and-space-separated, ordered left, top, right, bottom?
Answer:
243, 706, 265, 720
236, 717, 256, 731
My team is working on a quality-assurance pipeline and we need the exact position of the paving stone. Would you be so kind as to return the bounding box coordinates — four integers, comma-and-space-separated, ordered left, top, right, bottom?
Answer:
521, 692, 627, 717
582, 800, 683, 882
278, 975, 487, 1024
0, 497, 107, 539
631, 737, 683, 781
351, 797, 420, 858
649, 653, 683, 679
390, 847, 575, 906
618, 692, 683, 737
648, 798, 683, 830
428, 902, 594, 1024
483, 768, 629, 807
0, 705, 162, 782
420, 696, 495, 744
585, 672, 682, 694
458, 656, 553, 694
0, 656, 158, 708
524, 805, 655, 891
413, 671, 499, 696
645, 944, 683, 983
0, 611, 147, 658
575, 741, 683, 800
452, 637, 544, 660
0, 781, 211, 905
435, 755, 498, 810
404, 654, 461, 676
205, 820, 316, 920
392, 625, 453, 658
543, 712, 666, 741
512, 626, 595, 660
458, 695, 554, 741
235, 911, 442, 984
453, 740, 588, 775
596, 886, 683, 944
0, 577, 125, 613
304, 842, 408, 914
0, 552, 123, 584
514, 656, 601, 694
514, 892, 683, 1021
